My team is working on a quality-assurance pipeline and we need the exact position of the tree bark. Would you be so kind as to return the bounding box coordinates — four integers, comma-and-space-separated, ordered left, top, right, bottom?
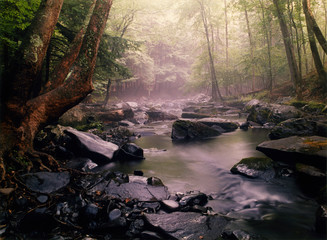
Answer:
303, 0, 327, 54
273, 0, 302, 99
0, 0, 113, 177
303, 0, 327, 89
259, 0, 273, 94
244, 6, 256, 92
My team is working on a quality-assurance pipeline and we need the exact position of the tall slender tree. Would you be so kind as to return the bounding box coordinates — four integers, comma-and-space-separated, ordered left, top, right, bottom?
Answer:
273, 0, 302, 99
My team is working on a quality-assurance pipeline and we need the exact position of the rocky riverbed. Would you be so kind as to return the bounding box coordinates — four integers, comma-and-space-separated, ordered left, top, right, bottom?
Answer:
0, 96, 326, 239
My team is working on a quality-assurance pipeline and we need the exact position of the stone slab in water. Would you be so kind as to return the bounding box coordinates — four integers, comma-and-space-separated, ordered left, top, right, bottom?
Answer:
198, 118, 239, 132
145, 211, 229, 240
171, 120, 221, 140
22, 172, 70, 194
65, 128, 119, 165
257, 135, 327, 170
104, 180, 169, 201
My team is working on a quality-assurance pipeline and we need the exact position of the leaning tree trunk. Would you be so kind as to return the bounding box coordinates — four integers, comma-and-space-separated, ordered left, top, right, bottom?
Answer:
0, 0, 113, 181
303, 0, 327, 90
303, 0, 327, 55
273, 0, 302, 100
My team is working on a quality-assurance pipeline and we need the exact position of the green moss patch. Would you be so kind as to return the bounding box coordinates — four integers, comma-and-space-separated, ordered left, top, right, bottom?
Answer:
233, 157, 274, 171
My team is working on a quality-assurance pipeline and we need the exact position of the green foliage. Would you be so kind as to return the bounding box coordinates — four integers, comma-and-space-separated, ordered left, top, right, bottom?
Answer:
0, 0, 40, 48
75, 121, 104, 132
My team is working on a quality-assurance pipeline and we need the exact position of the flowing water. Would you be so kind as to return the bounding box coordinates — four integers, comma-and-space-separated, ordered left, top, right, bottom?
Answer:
105, 120, 323, 240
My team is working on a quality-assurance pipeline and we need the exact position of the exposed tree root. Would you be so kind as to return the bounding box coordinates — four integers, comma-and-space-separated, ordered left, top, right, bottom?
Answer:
27, 150, 60, 172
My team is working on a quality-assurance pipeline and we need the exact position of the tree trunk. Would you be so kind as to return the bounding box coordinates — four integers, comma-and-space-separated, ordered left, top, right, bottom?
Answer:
297, 0, 309, 74
0, 0, 113, 178
303, 0, 327, 54
273, 0, 302, 99
244, 6, 256, 92
198, 0, 223, 102
259, 0, 273, 94
303, 0, 327, 90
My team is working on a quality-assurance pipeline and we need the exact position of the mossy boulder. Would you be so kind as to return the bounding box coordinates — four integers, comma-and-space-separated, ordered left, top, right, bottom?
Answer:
268, 118, 318, 140
198, 118, 239, 132
257, 136, 327, 171
245, 100, 302, 125
231, 157, 276, 180
171, 120, 221, 140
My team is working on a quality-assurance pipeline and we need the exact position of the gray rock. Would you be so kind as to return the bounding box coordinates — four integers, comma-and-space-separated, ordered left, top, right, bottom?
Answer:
117, 143, 144, 161
256, 136, 327, 170
65, 128, 119, 165
198, 118, 239, 132
171, 120, 221, 140
22, 172, 70, 194
161, 200, 180, 212
146, 109, 178, 122
141, 231, 165, 240
268, 118, 320, 140
103, 180, 169, 202
109, 209, 121, 222
231, 157, 276, 180
246, 100, 302, 125
145, 212, 229, 240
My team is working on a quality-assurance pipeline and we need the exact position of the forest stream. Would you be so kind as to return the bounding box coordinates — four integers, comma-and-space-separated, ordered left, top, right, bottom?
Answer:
100, 118, 323, 240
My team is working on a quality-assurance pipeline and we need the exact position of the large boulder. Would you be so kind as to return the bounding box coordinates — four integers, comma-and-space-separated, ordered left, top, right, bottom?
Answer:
146, 109, 178, 122
246, 100, 302, 125
231, 157, 277, 181
144, 211, 229, 240
64, 128, 119, 165
171, 120, 221, 140
198, 118, 239, 132
268, 118, 327, 140
256, 136, 327, 170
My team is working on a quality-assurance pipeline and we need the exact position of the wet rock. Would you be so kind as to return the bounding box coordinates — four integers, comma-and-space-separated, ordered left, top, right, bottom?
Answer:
198, 118, 239, 132
65, 158, 98, 172
141, 231, 165, 240
65, 128, 119, 165
268, 118, 325, 140
109, 209, 121, 222
138, 202, 161, 213
147, 177, 164, 186
240, 122, 249, 130
315, 205, 327, 235
245, 100, 302, 125
104, 179, 169, 201
257, 136, 327, 170
171, 120, 221, 140
37, 195, 48, 204
221, 229, 267, 240
134, 170, 144, 176
295, 163, 326, 199
22, 172, 70, 194
161, 200, 180, 212
118, 120, 135, 127
117, 143, 144, 161
231, 157, 277, 180
145, 211, 229, 240
146, 109, 178, 122
181, 112, 212, 119
179, 191, 208, 206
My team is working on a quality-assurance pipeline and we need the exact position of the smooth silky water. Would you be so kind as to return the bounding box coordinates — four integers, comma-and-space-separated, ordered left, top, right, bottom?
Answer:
104, 122, 323, 240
